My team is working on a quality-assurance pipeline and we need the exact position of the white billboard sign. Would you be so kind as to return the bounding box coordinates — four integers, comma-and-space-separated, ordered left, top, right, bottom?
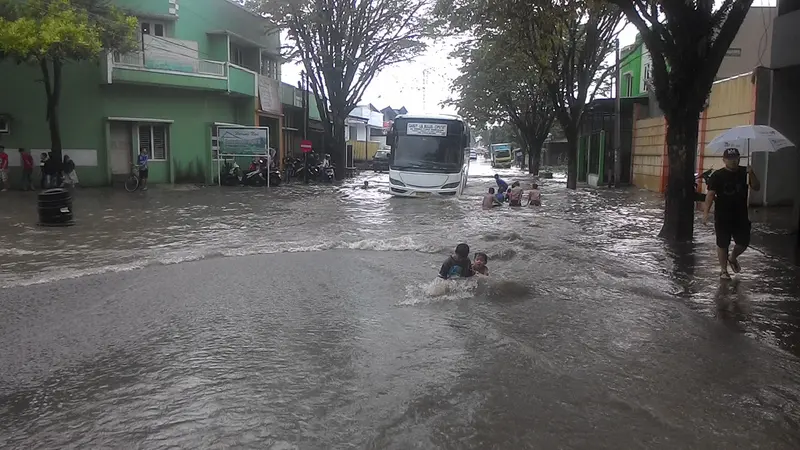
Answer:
407, 122, 448, 136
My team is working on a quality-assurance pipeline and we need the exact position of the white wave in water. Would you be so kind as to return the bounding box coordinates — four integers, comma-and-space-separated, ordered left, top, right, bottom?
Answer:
400, 275, 533, 306
0, 236, 451, 288
401, 277, 481, 305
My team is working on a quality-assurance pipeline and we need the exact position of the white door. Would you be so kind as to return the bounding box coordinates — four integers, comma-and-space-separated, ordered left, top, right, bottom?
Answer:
109, 122, 132, 175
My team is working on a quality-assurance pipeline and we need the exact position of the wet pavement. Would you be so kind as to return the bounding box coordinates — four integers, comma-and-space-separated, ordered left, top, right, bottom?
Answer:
1, 159, 800, 448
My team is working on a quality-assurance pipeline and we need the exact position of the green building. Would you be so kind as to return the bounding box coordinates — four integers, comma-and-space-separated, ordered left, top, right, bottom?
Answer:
0, 0, 283, 186
619, 35, 650, 98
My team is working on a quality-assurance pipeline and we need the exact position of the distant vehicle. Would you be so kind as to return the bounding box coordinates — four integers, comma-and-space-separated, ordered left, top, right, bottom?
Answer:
372, 149, 390, 172
469, 149, 477, 160
387, 113, 471, 197
490, 143, 513, 168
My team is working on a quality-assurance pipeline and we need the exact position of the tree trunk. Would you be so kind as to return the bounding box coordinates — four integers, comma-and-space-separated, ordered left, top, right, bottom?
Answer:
528, 150, 536, 174
41, 58, 63, 173
529, 137, 545, 175
659, 111, 700, 241
564, 128, 579, 189
328, 115, 347, 180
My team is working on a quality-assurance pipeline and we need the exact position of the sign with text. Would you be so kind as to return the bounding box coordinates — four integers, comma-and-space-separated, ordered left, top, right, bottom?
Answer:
218, 127, 269, 156
258, 75, 281, 114
406, 122, 447, 136
300, 140, 312, 153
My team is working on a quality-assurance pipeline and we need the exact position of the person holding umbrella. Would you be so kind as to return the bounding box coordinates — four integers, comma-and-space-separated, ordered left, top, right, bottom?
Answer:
703, 147, 760, 280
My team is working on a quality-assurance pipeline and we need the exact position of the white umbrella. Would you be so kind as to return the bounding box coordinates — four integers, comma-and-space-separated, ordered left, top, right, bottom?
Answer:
705, 125, 795, 206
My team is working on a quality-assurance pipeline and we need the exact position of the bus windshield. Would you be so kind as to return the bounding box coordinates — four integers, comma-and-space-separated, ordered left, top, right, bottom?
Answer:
494, 149, 511, 158
392, 135, 463, 172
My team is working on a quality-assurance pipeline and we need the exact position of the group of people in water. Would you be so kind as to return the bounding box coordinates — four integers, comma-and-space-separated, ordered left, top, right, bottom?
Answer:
482, 174, 541, 209
442, 175, 544, 280
438, 174, 547, 279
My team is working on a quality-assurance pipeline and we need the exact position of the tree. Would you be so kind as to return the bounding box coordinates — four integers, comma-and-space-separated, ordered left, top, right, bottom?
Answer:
606, 1, 754, 241
447, 36, 554, 174
511, 1, 622, 188
247, 0, 434, 178
0, 0, 136, 171
435, 0, 622, 188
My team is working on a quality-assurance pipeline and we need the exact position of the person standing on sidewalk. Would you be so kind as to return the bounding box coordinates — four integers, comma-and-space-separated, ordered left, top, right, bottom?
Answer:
137, 147, 149, 190
703, 147, 761, 279
0, 146, 9, 191
19, 148, 34, 190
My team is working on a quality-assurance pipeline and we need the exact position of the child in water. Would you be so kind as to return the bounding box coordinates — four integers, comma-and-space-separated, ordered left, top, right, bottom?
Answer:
439, 243, 474, 279
472, 252, 489, 275
482, 187, 502, 209
528, 183, 541, 206
509, 181, 524, 206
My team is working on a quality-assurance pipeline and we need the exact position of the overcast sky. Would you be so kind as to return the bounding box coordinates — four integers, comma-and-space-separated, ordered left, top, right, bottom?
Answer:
281, 0, 776, 116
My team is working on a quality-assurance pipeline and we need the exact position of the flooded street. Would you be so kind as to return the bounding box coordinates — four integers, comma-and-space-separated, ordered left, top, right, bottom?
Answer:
2, 159, 800, 448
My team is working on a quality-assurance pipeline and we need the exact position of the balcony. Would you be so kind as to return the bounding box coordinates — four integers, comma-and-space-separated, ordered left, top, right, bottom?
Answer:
107, 34, 255, 96
114, 52, 226, 77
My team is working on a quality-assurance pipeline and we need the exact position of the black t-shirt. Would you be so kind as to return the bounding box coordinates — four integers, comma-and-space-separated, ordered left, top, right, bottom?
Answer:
439, 255, 474, 279
707, 166, 748, 221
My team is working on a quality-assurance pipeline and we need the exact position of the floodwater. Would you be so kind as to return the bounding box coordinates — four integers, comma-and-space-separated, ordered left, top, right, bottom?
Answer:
1, 159, 800, 448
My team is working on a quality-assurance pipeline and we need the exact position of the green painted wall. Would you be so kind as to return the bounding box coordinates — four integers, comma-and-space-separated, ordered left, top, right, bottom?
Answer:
103, 85, 255, 184
113, 0, 279, 60
0, 60, 109, 186
208, 34, 228, 61
0, 0, 272, 188
113, 67, 228, 90
229, 66, 257, 97
0, 58, 255, 187
309, 95, 322, 121
620, 42, 643, 97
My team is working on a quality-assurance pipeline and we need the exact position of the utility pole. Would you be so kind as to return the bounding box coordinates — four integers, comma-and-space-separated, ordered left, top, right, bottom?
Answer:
613, 38, 622, 187
422, 68, 431, 112
301, 70, 309, 184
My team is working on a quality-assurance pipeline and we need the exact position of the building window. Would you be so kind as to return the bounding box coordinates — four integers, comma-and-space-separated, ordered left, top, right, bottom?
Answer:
643, 62, 651, 83
139, 124, 168, 160
260, 57, 278, 79
349, 125, 358, 141
140, 20, 167, 37
623, 72, 633, 96
230, 44, 244, 66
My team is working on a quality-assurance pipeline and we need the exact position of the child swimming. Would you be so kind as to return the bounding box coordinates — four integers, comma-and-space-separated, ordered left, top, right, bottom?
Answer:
439, 243, 474, 279
472, 252, 489, 275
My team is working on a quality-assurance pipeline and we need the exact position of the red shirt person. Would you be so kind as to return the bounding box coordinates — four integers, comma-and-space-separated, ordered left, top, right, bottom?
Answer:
20, 148, 35, 190
0, 146, 9, 191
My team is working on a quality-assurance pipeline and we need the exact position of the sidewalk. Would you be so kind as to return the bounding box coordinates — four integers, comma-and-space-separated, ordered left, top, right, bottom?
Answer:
749, 206, 800, 265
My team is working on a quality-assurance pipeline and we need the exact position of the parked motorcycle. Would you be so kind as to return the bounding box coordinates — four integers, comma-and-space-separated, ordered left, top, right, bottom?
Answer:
240, 159, 266, 186
220, 160, 241, 186
320, 153, 335, 182
284, 156, 303, 180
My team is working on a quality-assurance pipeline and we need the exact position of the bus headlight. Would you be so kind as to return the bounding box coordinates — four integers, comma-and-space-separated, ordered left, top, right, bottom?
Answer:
441, 181, 461, 189
390, 178, 405, 186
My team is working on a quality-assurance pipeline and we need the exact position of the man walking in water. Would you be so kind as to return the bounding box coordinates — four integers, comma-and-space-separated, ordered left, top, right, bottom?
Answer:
703, 147, 760, 279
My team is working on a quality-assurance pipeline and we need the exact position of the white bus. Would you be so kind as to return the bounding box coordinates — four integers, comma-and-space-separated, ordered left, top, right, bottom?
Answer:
387, 114, 471, 197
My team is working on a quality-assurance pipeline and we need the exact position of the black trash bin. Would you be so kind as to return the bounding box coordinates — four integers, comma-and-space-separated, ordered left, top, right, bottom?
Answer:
37, 188, 74, 226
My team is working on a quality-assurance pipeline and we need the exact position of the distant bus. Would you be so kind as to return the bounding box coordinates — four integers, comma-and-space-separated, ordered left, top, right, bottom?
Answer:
490, 143, 513, 168
387, 114, 471, 197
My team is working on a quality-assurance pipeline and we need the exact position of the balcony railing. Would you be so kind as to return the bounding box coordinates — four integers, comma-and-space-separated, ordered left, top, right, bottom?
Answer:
112, 35, 226, 77
113, 52, 226, 77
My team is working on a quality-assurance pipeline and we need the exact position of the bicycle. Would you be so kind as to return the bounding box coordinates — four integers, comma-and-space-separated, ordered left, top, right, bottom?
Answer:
124, 165, 140, 192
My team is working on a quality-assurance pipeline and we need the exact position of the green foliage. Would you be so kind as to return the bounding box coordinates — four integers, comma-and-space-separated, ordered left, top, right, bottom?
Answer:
437, 0, 622, 186
446, 33, 554, 170
246, 0, 434, 120
0, 0, 137, 63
